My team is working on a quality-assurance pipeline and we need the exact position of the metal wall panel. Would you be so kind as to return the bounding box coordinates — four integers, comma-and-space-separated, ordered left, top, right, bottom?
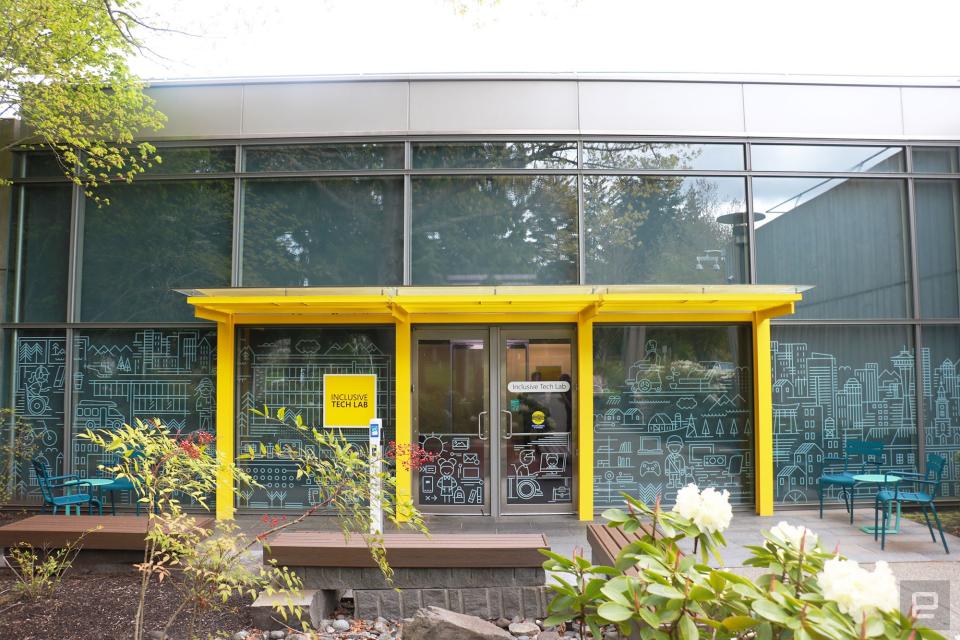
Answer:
579, 82, 744, 135
902, 88, 960, 138
242, 82, 409, 136
409, 81, 579, 133
742, 84, 903, 138
145, 85, 244, 138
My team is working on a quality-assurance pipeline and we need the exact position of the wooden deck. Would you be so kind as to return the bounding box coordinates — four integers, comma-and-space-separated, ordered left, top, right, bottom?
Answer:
0, 515, 215, 551
264, 532, 549, 568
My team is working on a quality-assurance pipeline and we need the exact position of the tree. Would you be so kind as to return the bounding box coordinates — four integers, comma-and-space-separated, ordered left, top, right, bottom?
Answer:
1, 0, 166, 197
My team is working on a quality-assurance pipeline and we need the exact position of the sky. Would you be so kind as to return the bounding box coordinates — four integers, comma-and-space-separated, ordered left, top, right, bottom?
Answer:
129, 0, 960, 81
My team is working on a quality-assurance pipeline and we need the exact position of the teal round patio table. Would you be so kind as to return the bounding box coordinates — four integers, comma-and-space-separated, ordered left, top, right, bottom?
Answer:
852, 474, 902, 535
61, 478, 114, 516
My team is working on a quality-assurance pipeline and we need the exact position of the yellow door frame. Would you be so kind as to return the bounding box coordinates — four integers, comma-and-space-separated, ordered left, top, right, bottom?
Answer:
191, 286, 801, 521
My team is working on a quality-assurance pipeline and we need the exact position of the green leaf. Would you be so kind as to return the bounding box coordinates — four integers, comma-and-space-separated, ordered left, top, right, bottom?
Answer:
678, 614, 699, 640
721, 615, 757, 632
646, 583, 685, 600
751, 599, 789, 624
598, 602, 634, 622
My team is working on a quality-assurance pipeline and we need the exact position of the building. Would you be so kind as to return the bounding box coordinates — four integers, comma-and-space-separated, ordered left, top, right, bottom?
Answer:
4, 74, 960, 519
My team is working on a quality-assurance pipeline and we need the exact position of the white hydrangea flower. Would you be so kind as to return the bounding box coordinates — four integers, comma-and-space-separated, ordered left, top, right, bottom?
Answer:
672, 483, 701, 520
818, 558, 898, 622
770, 521, 818, 550
670, 483, 733, 534
693, 487, 733, 533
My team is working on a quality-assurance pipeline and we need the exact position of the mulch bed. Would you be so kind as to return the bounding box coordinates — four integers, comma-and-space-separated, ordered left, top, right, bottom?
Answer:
903, 505, 960, 537
0, 574, 254, 640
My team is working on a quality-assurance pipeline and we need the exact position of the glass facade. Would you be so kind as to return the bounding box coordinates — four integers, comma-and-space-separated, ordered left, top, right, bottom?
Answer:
236, 326, 394, 509
7, 139, 960, 511
771, 325, 917, 505
242, 178, 403, 287
412, 176, 578, 285
754, 178, 910, 319
584, 176, 747, 285
80, 180, 233, 322
593, 325, 754, 508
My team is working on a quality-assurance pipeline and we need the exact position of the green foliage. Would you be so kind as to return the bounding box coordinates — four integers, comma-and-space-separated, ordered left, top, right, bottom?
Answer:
2, 0, 166, 200
5, 529, 93, 601
250, 407, 428, 581
541, 493, 944, 640
0, 409, 39, 506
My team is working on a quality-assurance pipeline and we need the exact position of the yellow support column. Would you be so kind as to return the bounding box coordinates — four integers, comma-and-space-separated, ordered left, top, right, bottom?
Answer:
577, 313, 595, 521
753, 314, 774, 516
394, 319, 413, 521
216, 319, 235, 520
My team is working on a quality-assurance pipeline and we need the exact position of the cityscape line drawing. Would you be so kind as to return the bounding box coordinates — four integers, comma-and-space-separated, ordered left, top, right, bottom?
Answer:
773, 339, 960, 503
13, 334, 66, 503
593, 338, 755, 508
236, 330, 394, 510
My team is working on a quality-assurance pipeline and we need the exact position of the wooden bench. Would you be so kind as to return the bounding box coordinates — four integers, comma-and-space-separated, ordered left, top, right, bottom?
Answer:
587, 523, 680, 574
0, 515, 215, 551
263, 532, 552, 621
264, 532, 548, 568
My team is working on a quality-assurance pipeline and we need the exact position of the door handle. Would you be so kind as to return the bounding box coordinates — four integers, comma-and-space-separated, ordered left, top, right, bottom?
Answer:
477, 410, 488, 440
501, 410, 513, 439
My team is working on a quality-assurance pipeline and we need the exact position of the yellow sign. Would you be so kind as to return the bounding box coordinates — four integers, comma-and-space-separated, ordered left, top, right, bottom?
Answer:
532, 410, 546, 426
323, 374, 377, 428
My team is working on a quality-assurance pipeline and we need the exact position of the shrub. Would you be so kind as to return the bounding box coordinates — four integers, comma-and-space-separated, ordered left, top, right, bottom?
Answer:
541, 487, 943, 640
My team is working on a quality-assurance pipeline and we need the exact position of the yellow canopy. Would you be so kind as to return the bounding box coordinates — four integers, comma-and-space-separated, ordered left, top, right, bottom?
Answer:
182, 284, 807, 323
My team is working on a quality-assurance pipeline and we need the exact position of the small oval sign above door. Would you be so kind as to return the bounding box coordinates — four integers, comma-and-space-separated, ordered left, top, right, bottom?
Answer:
507, 380, 571, 393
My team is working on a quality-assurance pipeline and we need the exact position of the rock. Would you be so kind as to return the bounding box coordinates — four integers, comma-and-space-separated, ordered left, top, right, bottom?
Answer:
147, 632, 168, 640
603, 632, 620, 640
508, 621, 541, 636
332, 619, 351, 631
539, 632, 561, 640
233, 633, 249, 640
403, 606, 514, 640
269, 631, 286, 639
495, 618, 511, 629
325, 626, 336, 634
373, 617, 389, 633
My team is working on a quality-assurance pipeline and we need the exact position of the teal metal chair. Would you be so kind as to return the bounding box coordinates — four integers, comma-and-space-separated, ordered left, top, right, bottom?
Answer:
32, 458, 102, 516
874, 453, 949, 554
818, 439, 884, 524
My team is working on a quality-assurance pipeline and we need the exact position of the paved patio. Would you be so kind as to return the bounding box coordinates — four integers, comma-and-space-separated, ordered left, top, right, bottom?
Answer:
236, 507, 960, 633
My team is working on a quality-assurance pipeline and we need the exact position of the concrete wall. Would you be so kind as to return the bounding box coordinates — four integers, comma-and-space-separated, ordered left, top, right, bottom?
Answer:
141, 76, 960, 141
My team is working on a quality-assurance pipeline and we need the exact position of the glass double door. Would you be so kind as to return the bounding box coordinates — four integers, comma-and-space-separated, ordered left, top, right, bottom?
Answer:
413, 327, 576, 516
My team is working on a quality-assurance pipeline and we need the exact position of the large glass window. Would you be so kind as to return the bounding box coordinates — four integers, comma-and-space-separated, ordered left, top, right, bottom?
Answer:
241, 178, 403, 287
583, 142, 744, 170
754, 178, 910, 319
916, 180, 960, 317
593, 325, 754, 509
413, 142, 577, 169
145, 146, 235, 175
10, 185, 71, 321
584, 176, 747, 285
771, 324, 917, 505
751, 145, 904, 173
80, 180, 233, 322
245, 143, 403, 172
9, 331, 66, 503
236, 326, 394, 510
72, 329, 217, 481
412, 176, 578, 285
17, 151, 65, 178
919, 326, 960, 498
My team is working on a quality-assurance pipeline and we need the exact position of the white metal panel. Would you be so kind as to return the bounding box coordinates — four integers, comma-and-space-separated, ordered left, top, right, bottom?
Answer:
242, 82, 409, 136
902, 88, 960, 138
578, 82, 745, 135
144, 85, 244, 138
743, 84, 903, 138
409, 81, 579, 133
